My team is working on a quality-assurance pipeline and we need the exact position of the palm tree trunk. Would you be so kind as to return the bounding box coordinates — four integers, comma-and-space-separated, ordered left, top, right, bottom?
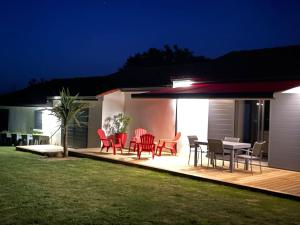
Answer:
63, 126, 68, 157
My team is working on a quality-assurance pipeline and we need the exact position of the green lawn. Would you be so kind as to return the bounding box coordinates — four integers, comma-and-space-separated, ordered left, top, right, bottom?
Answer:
0, 147, 299, 225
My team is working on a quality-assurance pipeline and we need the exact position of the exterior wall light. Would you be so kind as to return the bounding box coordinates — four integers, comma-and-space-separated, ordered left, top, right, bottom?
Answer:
172, 80, 194, 88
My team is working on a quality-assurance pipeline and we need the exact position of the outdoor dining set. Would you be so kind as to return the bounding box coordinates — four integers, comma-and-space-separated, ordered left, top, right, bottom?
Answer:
97, 128, 266, 174
188, 136, 266, 173
0, 132, 50, 146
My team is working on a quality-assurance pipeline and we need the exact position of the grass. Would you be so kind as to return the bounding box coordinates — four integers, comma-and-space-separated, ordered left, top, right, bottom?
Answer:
0, 147, 299, 225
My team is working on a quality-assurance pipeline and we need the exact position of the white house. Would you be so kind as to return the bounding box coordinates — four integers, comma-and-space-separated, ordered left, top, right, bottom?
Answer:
97, 79, 300, 171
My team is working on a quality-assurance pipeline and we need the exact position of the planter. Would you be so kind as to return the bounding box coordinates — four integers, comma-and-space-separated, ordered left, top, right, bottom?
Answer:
115, 133, 128, 148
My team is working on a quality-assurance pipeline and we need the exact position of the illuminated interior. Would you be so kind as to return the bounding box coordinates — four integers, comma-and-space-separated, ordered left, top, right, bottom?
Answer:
177, 99, 209, 153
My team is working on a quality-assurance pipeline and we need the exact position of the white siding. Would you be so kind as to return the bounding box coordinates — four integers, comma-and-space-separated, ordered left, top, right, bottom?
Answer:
177, 99, 209, 153
41, 109, 61, 145
87, 101, 102, 148
269, 93, 300, 171
0, 106, 61, 145
101, 91, 125, 127
208, 100, 235, 139
124, 93, 176, 148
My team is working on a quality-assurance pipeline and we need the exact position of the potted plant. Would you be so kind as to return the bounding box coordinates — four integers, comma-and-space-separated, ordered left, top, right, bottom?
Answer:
103, 113, 130, 148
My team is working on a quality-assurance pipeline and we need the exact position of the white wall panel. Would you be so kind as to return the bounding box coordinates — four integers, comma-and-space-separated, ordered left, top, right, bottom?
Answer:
87, 101, 102, 148
124, 93, 176, 148
42, 109, 61, 145
177, 99, 209, 153
101, 91, 125, 129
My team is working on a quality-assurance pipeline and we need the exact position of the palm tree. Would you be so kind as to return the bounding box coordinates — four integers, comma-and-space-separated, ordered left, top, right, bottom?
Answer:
50, 88, 88, 157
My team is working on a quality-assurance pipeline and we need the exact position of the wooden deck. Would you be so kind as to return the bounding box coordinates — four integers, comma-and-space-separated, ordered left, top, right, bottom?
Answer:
70, 148, 300, 200
16, 145, 63, 157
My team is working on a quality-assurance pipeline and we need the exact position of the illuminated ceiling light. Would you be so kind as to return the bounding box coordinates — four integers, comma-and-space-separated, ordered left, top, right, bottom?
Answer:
172, 80, 195, 88
282, 86, 300, 93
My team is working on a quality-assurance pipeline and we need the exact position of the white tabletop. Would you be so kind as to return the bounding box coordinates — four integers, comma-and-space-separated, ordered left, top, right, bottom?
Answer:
195, 140, 251, 150
222, 141, 251, 149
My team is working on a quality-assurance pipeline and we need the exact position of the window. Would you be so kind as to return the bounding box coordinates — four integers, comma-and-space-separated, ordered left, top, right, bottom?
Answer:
34, 110, 42, 130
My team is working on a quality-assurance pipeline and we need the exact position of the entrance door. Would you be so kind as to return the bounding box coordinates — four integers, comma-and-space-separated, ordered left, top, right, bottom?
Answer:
176, 99, 209, 154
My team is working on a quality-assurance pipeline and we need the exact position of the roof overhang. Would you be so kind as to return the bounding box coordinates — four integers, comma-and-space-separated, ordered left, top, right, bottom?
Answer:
132, 80, 300, 99
47, 96, 98, 101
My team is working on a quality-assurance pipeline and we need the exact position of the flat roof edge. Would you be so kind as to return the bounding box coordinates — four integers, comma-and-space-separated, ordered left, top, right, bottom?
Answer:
131, 92, 274, 99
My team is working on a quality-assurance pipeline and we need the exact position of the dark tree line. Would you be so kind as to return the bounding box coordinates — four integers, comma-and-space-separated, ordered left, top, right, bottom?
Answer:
121, 44, 210, 70
27, 78, 47, 88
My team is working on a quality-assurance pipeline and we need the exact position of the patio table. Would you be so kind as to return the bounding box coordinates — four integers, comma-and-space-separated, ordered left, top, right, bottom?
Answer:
194, 140, 251, 173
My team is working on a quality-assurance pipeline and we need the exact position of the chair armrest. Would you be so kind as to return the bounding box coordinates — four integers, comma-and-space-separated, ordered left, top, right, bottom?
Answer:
100, 137, 111, 141
130, 137, 137, 141
157, 139, 166, 145
163, 140, 177, 144
237, 148, 253, 154
158, 138, 173, 142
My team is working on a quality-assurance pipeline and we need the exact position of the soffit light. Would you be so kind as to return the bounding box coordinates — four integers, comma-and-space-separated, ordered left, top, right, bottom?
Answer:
172, 80, 195, 88
282, 86, 300, 93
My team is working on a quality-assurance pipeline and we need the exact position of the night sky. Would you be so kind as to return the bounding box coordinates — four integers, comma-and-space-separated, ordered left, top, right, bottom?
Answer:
1, 0, 300, 94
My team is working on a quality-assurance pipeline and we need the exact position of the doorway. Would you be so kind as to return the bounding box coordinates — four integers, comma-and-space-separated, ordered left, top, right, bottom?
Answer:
242, 100, 270, 160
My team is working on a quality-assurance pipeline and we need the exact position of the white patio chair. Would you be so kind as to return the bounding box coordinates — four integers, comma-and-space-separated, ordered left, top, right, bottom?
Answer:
236, 141, 266, 174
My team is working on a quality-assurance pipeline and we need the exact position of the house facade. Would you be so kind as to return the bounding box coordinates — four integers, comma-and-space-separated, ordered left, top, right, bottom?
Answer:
1, 45, 299, 171
97, 80, 300, 172
0, 98, 102, 148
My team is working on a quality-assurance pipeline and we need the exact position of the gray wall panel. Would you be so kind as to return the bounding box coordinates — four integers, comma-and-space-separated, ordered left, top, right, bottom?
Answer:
269, 93, 300, 171
208, 100, 235, 140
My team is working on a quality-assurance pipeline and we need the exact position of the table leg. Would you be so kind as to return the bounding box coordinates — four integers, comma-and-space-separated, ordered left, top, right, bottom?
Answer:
194, 144, 198, 167
26, 136, 29, 146
245, 148, 250, 170
200, 145, 203, 166
230, 150, 234, 172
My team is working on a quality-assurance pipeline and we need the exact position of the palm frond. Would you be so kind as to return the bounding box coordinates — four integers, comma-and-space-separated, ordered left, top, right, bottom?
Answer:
50, 88, 89, 127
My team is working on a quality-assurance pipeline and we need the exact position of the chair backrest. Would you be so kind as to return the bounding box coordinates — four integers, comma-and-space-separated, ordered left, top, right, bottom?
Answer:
140, 134, 155, 151
252, 141, 266, 157
187, 135, 198, 147
224, 137, 240, 142
208, 139, 224, 154
134, 128, 147, 142
97, 129, 110, 146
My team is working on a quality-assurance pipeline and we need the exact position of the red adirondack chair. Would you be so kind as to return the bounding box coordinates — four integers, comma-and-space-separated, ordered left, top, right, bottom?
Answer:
137, 134, 155, 159
97, 129, 122, 155
129, 128, 147, 152
156, 132, 181, 156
